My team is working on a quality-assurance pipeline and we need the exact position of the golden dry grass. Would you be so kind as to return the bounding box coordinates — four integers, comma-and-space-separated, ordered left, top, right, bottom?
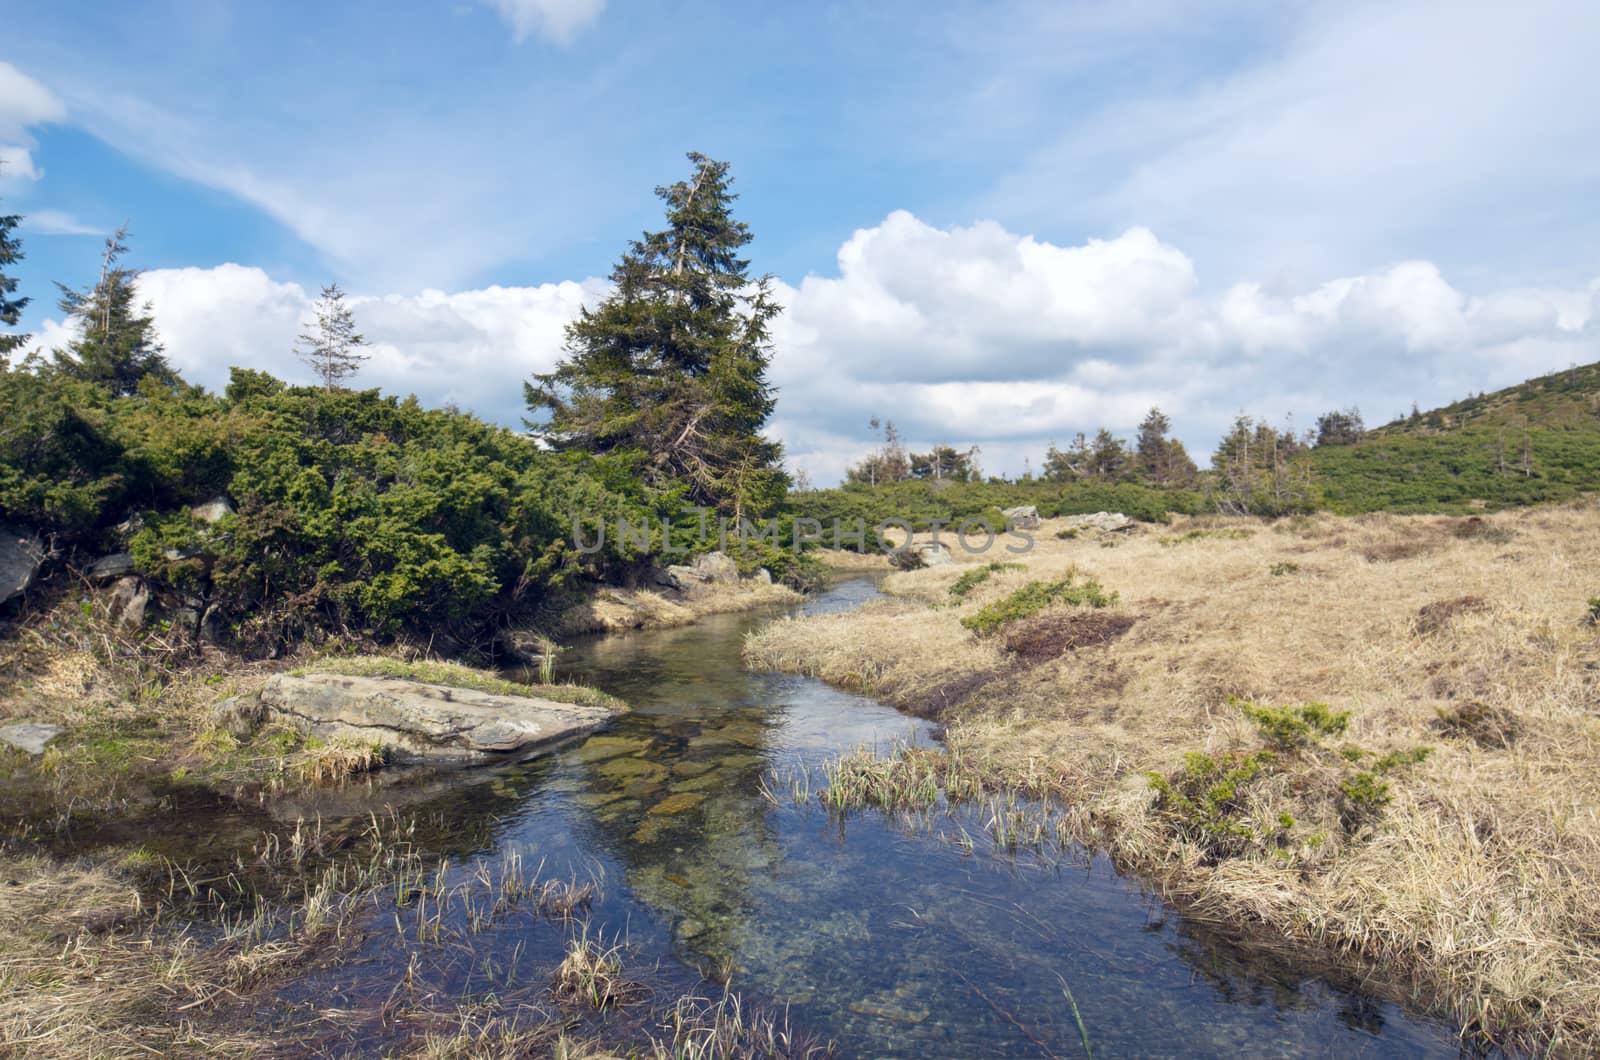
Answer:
745, 504, 1600, 1053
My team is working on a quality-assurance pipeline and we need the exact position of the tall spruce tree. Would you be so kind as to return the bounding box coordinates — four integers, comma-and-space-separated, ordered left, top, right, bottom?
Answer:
526, 153, 785, 518
54, 225, 176, 394
1135, 406, 1198, 486
296, 283, 370, 388
0, 198, 28, 357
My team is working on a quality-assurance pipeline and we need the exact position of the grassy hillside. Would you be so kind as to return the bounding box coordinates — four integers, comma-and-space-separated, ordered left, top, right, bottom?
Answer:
1308, 362, 1600, 513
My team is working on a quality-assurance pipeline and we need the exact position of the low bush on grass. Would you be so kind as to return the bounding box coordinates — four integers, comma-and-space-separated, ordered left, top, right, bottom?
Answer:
959, 575, 1117, 635
947, 561, 1023, 600
1232, 697, 1349, 751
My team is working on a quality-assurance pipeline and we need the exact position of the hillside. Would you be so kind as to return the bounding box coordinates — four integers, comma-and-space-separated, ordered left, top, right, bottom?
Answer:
1307, 361, 1600, 513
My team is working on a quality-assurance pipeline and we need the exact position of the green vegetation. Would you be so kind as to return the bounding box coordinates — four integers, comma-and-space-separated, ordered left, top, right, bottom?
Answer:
960, 575, 1117, 635
1233, 698, 1350, 751
1158, 527, 1254, 546
947, 561, 1023, 600
527, 152, 786, 520
1146, 750, 1283, 859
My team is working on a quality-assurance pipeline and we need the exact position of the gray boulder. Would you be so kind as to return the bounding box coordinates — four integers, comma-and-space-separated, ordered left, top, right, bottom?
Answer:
1002, 505, 1041, 530
211, 695, 268, 738
0, 723, 65, 756
103, 576, 150, 630
661, 550, 740, 593
0, 523, 45, 605
748, 567, 773, 585
257, 672, 617, 765
1061, 511, 1134, 533
190, 496, 236, 524
87, 553, 136, 581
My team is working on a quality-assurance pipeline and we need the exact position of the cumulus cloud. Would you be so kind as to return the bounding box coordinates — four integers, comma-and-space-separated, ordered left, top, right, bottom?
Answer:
22, 213, 1598, 487
482, 0, 606, 44
128, 265, 604, 426
0, 62, 65, 188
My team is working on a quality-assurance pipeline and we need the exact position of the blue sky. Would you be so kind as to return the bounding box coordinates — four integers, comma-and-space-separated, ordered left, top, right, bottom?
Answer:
4, 0, 1599, 482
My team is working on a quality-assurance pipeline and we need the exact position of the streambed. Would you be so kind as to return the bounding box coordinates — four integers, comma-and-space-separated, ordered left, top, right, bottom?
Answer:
241, 578, 1457, 1054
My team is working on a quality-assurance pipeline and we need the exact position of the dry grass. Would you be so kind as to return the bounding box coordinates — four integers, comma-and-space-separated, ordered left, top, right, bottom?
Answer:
745, 503, 1600, 1054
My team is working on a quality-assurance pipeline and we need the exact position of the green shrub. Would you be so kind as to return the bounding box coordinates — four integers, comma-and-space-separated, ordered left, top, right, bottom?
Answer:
960, 575, 1117, 635
1146, 750, 1283, 860
947, 561, 1023, 600
1232, 697, 1349, 751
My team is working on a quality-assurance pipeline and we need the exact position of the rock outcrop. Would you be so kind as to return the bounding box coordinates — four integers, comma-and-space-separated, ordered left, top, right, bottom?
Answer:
1060, 511, 1134, 533
0, 524, 44, 605
658, 550, 740, 594
254, 673, 616, 765
87, 553, 136, 581
1002, 505, 1041, 530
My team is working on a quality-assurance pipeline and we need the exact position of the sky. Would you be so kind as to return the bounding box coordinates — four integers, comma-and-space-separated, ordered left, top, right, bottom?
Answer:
3, 0, 1599, 484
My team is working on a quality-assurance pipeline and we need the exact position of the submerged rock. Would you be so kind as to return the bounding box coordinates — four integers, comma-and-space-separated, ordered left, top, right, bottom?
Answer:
0, 523, 45, 605
0, 722, 64, 756
256, 673, 616, 766
648, 791, 706, 815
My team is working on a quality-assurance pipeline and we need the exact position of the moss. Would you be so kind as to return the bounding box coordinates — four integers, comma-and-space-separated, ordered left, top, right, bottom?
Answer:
960, 576, 1118, 636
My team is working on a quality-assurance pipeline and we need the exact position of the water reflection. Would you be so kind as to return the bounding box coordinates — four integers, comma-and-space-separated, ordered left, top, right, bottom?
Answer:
240, 577, 1459, 1056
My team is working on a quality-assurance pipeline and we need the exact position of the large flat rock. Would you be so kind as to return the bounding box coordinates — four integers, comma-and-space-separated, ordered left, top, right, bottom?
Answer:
258, 673, 616, 765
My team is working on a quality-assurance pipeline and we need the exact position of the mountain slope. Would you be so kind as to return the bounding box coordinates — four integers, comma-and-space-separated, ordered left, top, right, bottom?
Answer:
1308, 362, 1600, 513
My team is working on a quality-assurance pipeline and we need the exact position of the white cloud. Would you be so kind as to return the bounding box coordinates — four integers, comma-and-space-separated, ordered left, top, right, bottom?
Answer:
0, 62, 65, 189
20, 209, 100, 236
988, 0, 1600, 281
124, 265, 604, 426
20, 214, 1598, 488
482, 0, 606, 44
0, 62, 65, 135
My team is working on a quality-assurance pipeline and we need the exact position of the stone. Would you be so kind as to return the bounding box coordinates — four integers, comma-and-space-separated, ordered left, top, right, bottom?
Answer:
0, 523, 45, 605
104, 576, 149, 630
659, 550, 740, 592
256, 672, 617, 766
889, 542, 953, 571
569, 734, 651, 764
190, 496, 236, 524
1061, 511, 1134, 533
1002, 505, 1041, 530
749, 567, 773, 585
595, 756, 669, 783
87, 553, 136, 581
647, 792, 706, 815
211, 695, 267, 738
0, 723, 64, 756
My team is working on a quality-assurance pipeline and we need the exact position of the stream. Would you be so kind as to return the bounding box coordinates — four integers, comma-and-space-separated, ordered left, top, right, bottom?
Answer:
239, 576, 1459, 1056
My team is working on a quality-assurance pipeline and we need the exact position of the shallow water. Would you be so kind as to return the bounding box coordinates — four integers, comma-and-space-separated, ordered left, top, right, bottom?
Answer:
244, 576, 1459, 1056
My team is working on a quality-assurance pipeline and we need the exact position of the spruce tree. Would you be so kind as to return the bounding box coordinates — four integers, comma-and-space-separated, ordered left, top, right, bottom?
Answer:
0, 199, 28, 357
296, 283, 370, 388
527, 152, 786, 518
1135, 406, 1199, 486
54, 225, 176, 394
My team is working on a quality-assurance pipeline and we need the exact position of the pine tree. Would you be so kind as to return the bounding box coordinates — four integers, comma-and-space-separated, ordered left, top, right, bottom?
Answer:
1135, 406, 1199, 486
54, 225, 176, 394
0, 198, 28, 357
296, 283, 370, 388
527, 152, 786, 518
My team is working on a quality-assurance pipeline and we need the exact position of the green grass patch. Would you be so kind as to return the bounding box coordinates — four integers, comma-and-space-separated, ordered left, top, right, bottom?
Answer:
960, 576, 1118, 636
1158, 528, 1255, 547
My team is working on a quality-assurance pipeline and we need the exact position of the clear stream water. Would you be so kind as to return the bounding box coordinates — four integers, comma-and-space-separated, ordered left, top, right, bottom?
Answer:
233, 576, 1458, 1057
